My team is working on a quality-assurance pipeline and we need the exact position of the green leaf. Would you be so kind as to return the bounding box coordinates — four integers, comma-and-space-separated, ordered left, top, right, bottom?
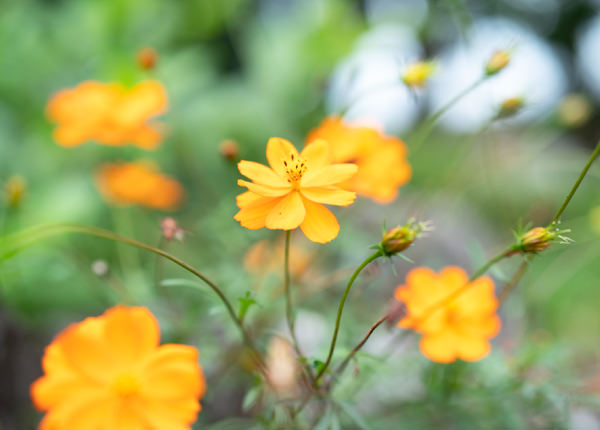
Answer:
238, 291, 258, 321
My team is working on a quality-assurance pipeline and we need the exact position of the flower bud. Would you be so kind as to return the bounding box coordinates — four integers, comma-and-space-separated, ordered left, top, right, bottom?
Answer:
519, 227, 556, 254
485, 50, 510, 76
402, 61, 436, 88
219, 139, 240, 162
4, 175, 26, 208
137, 47, 158, 70
380, 220, 429, 257
161, 217, 184, 242
497, 97, 524, 119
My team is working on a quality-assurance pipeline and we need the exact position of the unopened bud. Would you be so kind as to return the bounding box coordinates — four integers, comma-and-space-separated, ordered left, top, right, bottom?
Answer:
91, 260, 109, 278
137, 47, 158, 70
161, 217, 184, 242
485, 50, 510, 76
380, 219, 430, 257
219, 139, 240, 162
4, 176, 26, 208
497, 97, 524, 119
402, 61, 436, 88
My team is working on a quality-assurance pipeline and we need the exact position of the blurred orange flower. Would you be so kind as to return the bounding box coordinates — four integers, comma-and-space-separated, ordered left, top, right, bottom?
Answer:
306, 116, 411, 203
244, 235, 314, 280
47, 80, 168, 149
234, 138, 357, 243
97, 161, 183, 210
395, 266, 501, 363
31, 306, 205, 430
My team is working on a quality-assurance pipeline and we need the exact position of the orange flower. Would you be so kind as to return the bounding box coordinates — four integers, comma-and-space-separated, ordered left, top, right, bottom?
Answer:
234, 138, 357, 243
31, 306, 205, 430
97, 161, 183, 210
47, 80, 168, 149
395, 266, 501, 363
306, 116, 411, 203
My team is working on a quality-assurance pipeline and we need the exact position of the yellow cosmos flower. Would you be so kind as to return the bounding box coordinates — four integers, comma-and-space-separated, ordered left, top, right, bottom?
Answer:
234, 138, 358, 243
31, 306, 205, 430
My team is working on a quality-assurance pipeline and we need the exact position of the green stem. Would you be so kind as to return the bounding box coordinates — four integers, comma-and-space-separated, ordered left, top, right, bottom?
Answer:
411, 76, 486, 153
314, 250, 383, 384
0, 223, 265, 369
550, 141, 600, 225
283, 231, 314, 381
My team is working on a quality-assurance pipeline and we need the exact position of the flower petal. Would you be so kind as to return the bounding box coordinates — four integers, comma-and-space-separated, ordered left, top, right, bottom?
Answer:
265, 191, 306, 230
266, 137, 299, 178
236, 191, 262, 208
238, 160, 288, 187
300, 186, 356, 206
103, 306, 160, 366
299, 197, 340, 243
234, 195, 282, 230
299, 138, 330, 170
237, 179, 290, 197
419, 331, 458, 363
301, 164, 358, 188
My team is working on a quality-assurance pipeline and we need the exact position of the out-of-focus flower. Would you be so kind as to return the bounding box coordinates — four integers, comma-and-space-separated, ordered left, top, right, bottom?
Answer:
91, 260, 109, 278
97, 161, 183, 210
219, 139, 240, 162
306, 116, 411, 203
497, 96, 525, 119
31, 306, 205, 430
3, 175, 26, 208
244, 235, 314, 280
558, 94, 592, 128
402, 61, 436, 88
265, 336, 299, 397
395, 266, 500, 363
47, 80, 168, 149
234, 138, 357, 243
137, 47, 158, 70
485, 50, 511, 75
589, 206, 600, 235
161, 217, 185, 242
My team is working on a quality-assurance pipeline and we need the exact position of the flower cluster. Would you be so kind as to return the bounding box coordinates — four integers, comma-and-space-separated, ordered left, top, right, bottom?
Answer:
395, 266, 501, 363
31, 306, 205, 430
306, 116, 411, 203
47, 80, 168, 149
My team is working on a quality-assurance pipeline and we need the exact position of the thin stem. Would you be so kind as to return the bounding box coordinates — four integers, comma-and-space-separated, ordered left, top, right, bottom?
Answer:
550, 141, 600, 225
283, 231, 314, 382
334, 313, 388, 378
314, 250, 383, 384
411, 76, 487, 152
498, 259, 530, 306
1, 223, 265, 369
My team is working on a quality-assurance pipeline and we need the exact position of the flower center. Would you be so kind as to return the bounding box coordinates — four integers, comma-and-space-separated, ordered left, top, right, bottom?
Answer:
283, 154, 307, 186
112, 373, 140, 397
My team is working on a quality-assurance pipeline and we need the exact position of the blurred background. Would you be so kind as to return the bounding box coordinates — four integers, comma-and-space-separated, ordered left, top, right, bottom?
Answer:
1, 0, 600, 428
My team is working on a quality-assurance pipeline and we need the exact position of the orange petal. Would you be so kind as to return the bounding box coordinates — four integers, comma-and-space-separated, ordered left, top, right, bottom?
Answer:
237, 179, 290, 197
236, 191, 262, 208
238, 160, 288, 187
299, 138, 330, 170
115, 80, 168, 126
266, 137, 299, 178
419, 331, 458, 363
456, 334, 492, 362
299, 197, 339, 243
133, 397, 200, 430
301, 164, 358, 188
265, 191, 306, 230
234, 195, 282, 230
300, 186, 356, 206
38, 389, 112, 430
439, 266, 469, 290
103, 306, 160, 366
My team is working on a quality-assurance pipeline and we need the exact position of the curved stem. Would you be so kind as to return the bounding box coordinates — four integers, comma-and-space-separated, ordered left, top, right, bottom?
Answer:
550, 141, 600, 225
314, 250, 383, 384
334, 313, 388, 378
1, 223, 265, 369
